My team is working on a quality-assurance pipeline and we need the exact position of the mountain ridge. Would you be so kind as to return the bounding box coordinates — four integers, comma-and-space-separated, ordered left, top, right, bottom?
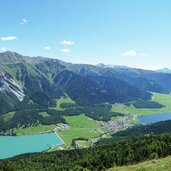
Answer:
0, 51, 171, 114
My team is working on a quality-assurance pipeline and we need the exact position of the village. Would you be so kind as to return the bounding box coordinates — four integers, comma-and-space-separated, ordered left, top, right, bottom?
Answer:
102, 113, 137, 133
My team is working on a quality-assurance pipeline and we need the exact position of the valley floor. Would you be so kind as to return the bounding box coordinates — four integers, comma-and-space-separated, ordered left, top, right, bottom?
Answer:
1, 93, 171, 152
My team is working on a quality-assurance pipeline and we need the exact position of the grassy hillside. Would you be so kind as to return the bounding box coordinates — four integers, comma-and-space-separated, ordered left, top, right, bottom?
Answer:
109, 156, 171, 171
50, 93, 75, 111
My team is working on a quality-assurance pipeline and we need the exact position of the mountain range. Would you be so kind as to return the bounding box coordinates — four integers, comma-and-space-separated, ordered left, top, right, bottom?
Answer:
0, 51, 171, 115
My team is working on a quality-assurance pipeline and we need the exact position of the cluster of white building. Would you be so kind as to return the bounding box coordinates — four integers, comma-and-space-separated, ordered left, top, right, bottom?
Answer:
102, 114, 136, 132
55, 124, 69, 132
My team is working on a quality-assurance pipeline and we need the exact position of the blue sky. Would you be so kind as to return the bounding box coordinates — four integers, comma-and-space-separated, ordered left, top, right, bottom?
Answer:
0, 0, 171, 69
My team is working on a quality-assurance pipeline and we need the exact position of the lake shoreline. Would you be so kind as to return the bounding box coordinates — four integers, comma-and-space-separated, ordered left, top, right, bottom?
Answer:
54, 130, 65, 145
0, 130, 54, 137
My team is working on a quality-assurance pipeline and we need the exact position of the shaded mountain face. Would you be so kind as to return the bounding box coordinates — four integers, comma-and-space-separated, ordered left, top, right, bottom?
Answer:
0, 51, 170, 114
71, 66, 169, 93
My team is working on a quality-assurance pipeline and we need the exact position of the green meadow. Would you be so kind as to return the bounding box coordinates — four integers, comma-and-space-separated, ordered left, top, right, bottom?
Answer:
39, 111, 50, 117
111, 93, 171, 116
58, 114, 104, 147
13, 124, 55, 135
50, 93, 75, 111
0, 112, 15, 122
76, 140, 90, 148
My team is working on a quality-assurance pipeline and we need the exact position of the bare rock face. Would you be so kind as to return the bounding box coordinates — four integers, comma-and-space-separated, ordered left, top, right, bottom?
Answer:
0, 71, 25, 101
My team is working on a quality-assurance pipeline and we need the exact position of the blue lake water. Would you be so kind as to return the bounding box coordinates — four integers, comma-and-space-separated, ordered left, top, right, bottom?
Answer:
0, 133, 62, 159
139, 112, 171, 124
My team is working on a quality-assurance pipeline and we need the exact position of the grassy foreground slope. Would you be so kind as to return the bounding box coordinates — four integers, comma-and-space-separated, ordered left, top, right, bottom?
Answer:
109, 156, 171, 171
112, 93, 171, 116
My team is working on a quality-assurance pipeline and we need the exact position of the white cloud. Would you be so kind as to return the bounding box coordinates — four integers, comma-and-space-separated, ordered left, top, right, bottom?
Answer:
0, 36, 17, 41
121, 50, 137, 56
44, 46, 52, 51
60, 40, 75, 45
142, 66, 162, 71
60, 48, 70, 53
0, 47, 7, 52
20, 18, 28, 25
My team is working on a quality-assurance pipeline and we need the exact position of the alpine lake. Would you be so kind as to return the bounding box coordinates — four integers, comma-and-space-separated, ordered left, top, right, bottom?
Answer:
0, 133, 62, 159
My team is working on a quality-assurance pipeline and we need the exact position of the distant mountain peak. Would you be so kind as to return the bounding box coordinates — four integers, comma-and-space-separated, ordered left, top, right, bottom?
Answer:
96, 63, 129, 69
0, 51, 25, 64
157, 68, 171, 74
